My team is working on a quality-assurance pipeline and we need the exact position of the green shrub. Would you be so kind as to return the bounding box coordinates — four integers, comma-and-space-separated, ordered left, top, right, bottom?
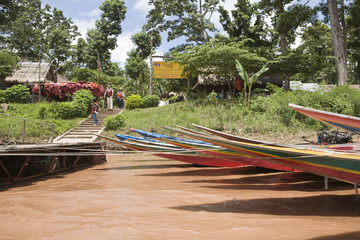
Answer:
0, 91, 5, 103
0, 84, 30, 103
41, 102, 76, 119
143, 95, 160, 108
104, 114, 126, 130
126, 94, 143, 110
37, 89, 94, 119
168, 95, 179, 104
72, 89, 94, 117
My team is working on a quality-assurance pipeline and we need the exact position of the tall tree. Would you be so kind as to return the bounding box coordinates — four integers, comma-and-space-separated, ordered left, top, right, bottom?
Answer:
258, 0, 316, 89
145, 0, 223, 46
1, 0, 80, 70
327, 0, 347, 85
42, 4, 79, 73
218, 0, 272, 48
172, 39, 267, 96
294, 21, 336, 83
125, 49, 149, 96
6, 0, 44, 59
0, 0, 22, 45
347, 0, 360, 83
130, 31, 161, 59
259, 0, 316, 54
85, 0, 126, 71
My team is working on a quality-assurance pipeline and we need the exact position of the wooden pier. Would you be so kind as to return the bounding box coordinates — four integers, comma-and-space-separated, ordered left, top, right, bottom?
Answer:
0, 142, 106, 184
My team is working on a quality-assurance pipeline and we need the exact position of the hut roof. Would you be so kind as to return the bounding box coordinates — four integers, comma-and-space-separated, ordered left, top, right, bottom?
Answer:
4, 61, 56, 85
198, 74, 232, 86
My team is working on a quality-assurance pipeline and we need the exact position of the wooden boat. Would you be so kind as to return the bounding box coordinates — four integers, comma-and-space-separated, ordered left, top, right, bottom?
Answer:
191, 123, 360, 153
131, 129, 299, 172
97, 134, 245, 167
162, 126, 360, 185
289, 103, 360, 135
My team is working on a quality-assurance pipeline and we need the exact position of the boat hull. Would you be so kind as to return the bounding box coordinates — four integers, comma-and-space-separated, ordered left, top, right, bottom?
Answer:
162, 126, 360, 185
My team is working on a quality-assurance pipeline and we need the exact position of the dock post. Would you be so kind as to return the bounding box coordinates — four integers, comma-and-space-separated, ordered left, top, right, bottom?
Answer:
22, 119, 26, 143
324, 177, 328, 189
355, 184, 359, 201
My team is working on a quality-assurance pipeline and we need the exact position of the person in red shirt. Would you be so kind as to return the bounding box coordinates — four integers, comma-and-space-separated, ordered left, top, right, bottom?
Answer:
91, 98, 99, 126
104, 84, 114, 110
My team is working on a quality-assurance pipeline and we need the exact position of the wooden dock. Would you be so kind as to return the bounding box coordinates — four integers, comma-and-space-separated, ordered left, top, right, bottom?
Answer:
0, 142, 106, 183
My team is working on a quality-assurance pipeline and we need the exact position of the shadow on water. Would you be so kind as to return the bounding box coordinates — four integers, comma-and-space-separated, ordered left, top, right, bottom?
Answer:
171, 194, 360, 217
186, 172, 352, 192
96, 163, 194, 171
0, 165, 95, 191
138, 166, 280, 177
307, 231, 360, 240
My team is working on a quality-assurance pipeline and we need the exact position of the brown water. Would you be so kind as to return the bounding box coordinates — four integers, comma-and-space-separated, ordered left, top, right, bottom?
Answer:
0, 154, 360, 240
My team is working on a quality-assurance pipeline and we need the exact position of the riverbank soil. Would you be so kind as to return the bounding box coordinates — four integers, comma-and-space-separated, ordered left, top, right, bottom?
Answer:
0, 154, 359, 239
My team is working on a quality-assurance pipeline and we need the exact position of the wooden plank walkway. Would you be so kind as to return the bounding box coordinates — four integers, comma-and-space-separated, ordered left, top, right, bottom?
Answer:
53, 108, 120, 143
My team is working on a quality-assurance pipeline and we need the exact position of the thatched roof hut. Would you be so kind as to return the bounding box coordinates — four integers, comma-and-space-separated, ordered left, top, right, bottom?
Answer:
4, 61, 64, 86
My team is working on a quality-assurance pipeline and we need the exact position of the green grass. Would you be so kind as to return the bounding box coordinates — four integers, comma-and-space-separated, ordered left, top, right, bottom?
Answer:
2, 85, 360, 144
0, 102, 85, 143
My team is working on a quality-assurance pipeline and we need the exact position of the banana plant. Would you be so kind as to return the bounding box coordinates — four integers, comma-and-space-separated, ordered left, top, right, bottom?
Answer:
235, 59, 269, 105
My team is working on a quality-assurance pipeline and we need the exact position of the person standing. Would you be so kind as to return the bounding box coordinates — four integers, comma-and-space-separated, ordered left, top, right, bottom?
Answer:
104, 84, 114, 110
116, 87, 125, 111
91, 98, 99, 126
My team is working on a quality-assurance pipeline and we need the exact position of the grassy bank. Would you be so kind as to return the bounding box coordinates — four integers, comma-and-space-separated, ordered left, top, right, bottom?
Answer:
108, 86, 360, 144
0, 102, 85, 143
2, 85, 360, 145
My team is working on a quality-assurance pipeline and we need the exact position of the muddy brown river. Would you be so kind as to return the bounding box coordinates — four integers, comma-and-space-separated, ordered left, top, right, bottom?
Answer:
0, 154, 359, 239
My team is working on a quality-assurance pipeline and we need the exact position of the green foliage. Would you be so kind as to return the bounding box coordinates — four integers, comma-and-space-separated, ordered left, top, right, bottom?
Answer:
104, 114, 126, 130
72, 89, 94, 116
126, 94, 143, 110
0, 50, 19, 80
38, 89, 94, 119
1, 102, 81, 143
117, 85, 360, 142
143, 95, 160, 108
144, 0, 219, 44
235, 59, 269, 105
206, 91, 218, 105
3, 1, 79, 67
83, 0, 126, 71
131, 31, 161, 59
0, 84, 30, 103
168, 95, 179, 103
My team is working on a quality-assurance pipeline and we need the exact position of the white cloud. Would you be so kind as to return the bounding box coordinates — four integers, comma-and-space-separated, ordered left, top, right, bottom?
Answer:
133, 0, 152, 16
110, 31, 137, 67
80, 8, 101, 17
73, 18, 96, 39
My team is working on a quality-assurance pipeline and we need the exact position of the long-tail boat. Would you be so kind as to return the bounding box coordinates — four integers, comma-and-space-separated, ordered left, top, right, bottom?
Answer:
191, 124, 360, 153
96, 134, 245, 167
289, 103, 360, 135
132, 129, 300, 172
161, 126, 360, 186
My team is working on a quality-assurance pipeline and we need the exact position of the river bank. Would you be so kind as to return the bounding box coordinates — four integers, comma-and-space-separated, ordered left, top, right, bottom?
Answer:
0, 154, 359, 239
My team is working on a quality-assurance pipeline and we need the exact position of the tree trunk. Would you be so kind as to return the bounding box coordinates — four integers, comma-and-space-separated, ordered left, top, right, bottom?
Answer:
340, 0, 347, 64
327, 0, 347, 85
280, 33, 287, 55
284, 75, 290, 91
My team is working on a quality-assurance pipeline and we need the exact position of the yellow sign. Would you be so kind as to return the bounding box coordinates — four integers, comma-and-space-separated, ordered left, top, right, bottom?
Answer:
153, 62, 186, 79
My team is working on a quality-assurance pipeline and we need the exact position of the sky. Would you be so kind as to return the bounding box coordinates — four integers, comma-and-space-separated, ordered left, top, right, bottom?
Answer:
40, 0, 240, 68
